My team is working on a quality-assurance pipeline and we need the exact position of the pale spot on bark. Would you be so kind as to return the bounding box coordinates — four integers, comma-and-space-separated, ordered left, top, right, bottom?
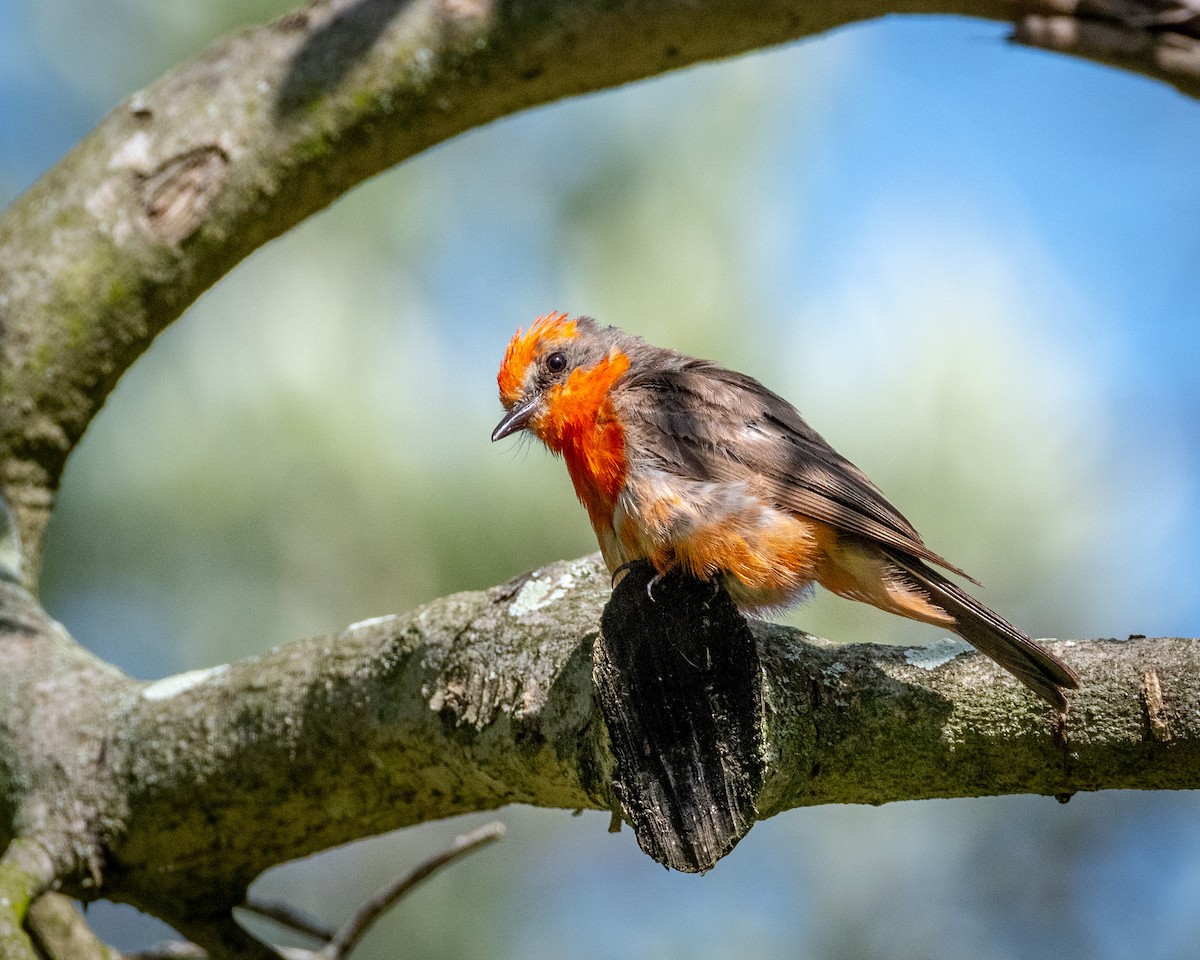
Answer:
904, 637, 972, 670
142, 664, 228, 700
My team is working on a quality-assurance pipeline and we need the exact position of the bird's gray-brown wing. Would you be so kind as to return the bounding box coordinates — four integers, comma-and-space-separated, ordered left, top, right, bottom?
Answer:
618, 359, 972, 578
616, 358, 1080, 707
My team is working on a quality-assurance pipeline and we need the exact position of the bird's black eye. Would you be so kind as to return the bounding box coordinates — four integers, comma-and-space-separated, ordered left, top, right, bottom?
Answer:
545, 351, 567, 373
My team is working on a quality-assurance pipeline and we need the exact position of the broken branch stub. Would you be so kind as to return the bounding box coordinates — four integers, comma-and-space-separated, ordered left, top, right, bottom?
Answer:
595, 562, 765, 873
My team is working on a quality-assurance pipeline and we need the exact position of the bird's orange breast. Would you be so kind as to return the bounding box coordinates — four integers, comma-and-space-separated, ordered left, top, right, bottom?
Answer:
534, 351, 631, 531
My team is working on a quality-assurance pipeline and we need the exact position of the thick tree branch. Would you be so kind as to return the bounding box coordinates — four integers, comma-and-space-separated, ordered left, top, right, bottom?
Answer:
104, 557, 610, 920
25, 892, 122, 960
2, 0, 1199, 582
0, 839, 57, 960
1, 554, 1195, 938
1013, 0, 1200, 78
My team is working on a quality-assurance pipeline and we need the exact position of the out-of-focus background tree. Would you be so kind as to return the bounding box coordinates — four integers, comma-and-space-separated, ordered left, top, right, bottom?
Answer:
4, 1, 1200, 956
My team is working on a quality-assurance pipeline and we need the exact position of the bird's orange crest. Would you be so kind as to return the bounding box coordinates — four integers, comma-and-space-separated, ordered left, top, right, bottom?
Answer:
497, 311, 578, 405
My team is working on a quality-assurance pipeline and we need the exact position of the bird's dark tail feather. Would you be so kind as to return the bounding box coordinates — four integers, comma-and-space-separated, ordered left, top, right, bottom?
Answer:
886, 551, 1080, 710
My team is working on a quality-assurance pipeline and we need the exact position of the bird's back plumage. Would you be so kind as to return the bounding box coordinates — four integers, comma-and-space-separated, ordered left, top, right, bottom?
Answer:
616, 360, 973, 578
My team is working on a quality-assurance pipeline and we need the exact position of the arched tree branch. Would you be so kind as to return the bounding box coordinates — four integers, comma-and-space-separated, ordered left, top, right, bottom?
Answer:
1, 0, 1199, 582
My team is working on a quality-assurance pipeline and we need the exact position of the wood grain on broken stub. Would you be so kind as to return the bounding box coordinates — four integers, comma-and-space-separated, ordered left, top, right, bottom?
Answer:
1140, 669, 1173, 742
139, 145, 228, 245
595, 561, 764, 873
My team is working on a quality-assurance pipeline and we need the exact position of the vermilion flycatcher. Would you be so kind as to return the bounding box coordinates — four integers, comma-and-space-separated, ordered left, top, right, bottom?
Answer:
492, 312, 1079, 708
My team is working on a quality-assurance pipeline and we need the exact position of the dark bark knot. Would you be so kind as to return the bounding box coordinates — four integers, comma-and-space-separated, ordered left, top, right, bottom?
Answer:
138, 146, 229, 247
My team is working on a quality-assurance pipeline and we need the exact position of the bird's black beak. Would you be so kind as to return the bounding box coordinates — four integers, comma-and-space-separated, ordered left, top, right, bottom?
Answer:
491, 395, 541, 442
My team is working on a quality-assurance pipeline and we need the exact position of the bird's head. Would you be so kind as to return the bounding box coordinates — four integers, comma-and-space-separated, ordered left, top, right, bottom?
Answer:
492, 312, 629, 445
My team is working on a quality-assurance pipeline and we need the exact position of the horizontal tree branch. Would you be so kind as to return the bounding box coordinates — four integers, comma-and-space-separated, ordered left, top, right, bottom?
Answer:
2, 0, 1199, 582
0, 554, 1193, 936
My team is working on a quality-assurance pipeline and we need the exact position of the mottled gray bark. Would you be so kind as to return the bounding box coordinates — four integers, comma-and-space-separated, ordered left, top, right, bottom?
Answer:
2, 0, 1198, 955
2, 550, 1198, 956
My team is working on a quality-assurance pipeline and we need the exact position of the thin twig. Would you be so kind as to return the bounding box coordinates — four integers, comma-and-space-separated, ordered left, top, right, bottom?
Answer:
239, 898, 335, 945
127, 823, 507, 960
125, 942, 208, 959
321, 821, 506, 959
171, 912, 283, 960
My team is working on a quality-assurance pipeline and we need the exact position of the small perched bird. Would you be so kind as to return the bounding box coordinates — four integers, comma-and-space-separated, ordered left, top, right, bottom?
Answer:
492, 312, 1079, 708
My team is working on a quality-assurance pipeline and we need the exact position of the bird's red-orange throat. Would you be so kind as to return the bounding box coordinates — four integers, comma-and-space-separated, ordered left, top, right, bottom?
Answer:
493, 312, 1079, 708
